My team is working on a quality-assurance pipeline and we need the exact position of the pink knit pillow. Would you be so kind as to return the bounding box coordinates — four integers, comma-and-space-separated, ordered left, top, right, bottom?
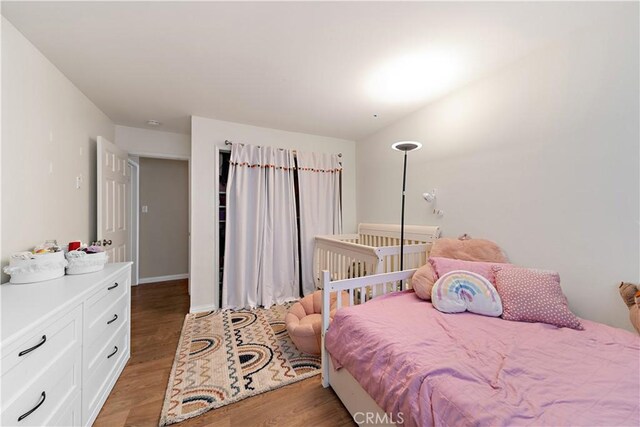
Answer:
493, 266, 583, 330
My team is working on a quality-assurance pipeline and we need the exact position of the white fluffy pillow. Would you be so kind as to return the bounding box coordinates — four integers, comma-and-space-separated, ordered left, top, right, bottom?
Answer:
431, 270, 503, 317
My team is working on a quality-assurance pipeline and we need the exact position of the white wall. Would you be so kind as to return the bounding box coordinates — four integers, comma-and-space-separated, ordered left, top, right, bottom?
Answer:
356, 13, 639, 330
115, 125, 190, 159
190, 116, 356, 311
1, 17, 114, 280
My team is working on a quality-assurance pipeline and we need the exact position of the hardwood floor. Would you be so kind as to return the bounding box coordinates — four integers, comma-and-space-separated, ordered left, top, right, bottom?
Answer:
94, 280, 355, 427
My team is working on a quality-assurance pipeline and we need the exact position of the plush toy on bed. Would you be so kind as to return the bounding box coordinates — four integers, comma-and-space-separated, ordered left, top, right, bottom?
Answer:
618, 282, 640, 334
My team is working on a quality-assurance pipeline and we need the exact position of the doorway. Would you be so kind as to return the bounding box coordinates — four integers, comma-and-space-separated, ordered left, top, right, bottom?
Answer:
132, 157, 189, 285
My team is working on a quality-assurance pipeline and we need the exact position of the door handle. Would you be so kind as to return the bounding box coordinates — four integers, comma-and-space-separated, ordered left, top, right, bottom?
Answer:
102, 239, 112, 246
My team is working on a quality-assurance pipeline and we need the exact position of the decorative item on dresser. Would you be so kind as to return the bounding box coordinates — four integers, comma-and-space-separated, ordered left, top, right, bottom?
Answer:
0, 262, 132, 427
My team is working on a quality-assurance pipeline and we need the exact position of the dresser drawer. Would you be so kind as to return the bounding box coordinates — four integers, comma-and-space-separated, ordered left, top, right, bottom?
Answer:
1, 341, 81, 426
1, 305, 82, 394
85, 292, 128, 362
49, 393, 81, 427
84, 271, 128, 325
84, 322, 129, 420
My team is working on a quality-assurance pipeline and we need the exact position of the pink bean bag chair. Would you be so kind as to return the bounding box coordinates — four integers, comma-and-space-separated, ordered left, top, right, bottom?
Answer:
285, 290, 349, 355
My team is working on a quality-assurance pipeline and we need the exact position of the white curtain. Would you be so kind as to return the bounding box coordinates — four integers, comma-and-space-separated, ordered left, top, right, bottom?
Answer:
222, 144, 299, 308
297, 151, 343, 295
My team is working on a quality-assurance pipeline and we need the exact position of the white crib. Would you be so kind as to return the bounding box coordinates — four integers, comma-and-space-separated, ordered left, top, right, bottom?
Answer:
313, 223, 440, 289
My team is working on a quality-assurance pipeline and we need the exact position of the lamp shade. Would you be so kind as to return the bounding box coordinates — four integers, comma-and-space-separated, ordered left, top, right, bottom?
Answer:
391, 141, 422, 152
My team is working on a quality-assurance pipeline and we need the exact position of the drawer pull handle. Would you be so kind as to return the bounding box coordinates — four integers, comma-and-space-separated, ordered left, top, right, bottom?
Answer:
18, 335, 46, 357
107, 346, 119, 359
107, 282, 119, 291
18, 391, 46, 422
107, 314, 118, 325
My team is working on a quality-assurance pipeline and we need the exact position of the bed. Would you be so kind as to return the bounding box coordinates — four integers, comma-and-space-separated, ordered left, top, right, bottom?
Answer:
320, 270, 640, 426
314, 223, 440, 287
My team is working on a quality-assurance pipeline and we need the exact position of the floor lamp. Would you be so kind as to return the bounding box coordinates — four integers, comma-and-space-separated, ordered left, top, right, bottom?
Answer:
391, 141, 422, 272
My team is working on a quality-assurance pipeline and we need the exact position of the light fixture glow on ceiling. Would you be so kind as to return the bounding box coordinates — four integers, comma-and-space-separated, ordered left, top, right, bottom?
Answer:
367, 51, 459, 104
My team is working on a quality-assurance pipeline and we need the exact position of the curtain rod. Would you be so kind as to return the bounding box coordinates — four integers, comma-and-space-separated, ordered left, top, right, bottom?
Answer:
224, 140, 342, 158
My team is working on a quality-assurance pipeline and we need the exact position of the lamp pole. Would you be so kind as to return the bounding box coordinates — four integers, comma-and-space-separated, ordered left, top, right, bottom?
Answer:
400, 149, 408, 271
391, 141, 422, 275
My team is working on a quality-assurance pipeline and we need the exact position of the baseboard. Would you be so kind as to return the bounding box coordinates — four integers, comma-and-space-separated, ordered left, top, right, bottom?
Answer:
190, 303, 218, 314
138, 273, 189, 284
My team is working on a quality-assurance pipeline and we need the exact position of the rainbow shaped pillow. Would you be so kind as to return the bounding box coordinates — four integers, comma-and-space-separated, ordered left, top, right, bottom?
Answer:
431, 270, 503, 317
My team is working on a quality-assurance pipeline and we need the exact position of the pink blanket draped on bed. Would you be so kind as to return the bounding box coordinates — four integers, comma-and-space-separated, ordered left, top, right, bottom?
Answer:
325, 291, 640, 427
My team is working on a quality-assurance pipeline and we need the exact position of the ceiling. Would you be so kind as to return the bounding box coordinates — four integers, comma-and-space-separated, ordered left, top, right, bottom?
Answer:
2, 2, 621, 140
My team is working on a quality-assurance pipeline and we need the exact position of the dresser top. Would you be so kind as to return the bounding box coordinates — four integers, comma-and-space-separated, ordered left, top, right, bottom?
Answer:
1, 263, 132, 349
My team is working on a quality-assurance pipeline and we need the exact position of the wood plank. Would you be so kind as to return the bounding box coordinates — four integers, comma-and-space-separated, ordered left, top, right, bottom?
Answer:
94, 280, 354, 426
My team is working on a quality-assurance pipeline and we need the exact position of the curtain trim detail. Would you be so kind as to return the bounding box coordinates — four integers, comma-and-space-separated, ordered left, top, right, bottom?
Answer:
297, 167, 343, 173
229, 161, 295, 171
230, 161, 342, 173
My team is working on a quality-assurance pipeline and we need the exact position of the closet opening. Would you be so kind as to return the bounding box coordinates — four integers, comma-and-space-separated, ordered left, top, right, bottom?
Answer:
217, 147, 342, 308
218, 149, 231, 308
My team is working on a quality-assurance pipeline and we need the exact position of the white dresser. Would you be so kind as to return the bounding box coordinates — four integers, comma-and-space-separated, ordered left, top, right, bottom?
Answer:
0, 263, 132, 427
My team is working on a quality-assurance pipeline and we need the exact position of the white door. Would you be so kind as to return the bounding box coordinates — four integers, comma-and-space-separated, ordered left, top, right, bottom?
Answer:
97, 136, 130, 263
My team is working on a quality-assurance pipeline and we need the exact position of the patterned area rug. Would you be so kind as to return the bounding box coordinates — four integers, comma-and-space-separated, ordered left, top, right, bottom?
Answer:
159, 303, 320, 426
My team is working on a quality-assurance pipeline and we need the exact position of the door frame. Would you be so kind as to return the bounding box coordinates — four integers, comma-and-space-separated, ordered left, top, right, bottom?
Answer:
128, 158, 140, 286
128, 153, 191, 293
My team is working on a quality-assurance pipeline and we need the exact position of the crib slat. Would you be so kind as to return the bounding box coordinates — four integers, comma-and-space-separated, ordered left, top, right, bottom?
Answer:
349, 288, 354, 306
332, 252, 336, 280
324, 249, 329, 279
342, 253, 346, 280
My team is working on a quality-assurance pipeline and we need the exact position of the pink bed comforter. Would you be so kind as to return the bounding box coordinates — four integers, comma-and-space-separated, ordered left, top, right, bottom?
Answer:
325, 291, 640, 427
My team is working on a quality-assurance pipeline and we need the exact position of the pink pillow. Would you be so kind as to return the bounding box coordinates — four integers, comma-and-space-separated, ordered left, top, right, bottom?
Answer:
412, 257, 509, 301
493, 266, 583, 330
412, 237, 509, 301
430, 257, 507, 284
430, 238, 508, 263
